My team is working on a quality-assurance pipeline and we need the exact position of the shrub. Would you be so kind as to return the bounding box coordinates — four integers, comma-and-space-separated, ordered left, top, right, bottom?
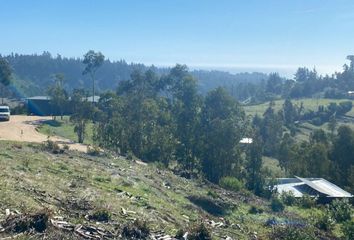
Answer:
280, 191, 296, 206
271, 197, 285, 212
175, 229, 185, 239
219, 176, 243, 192
269, 225, 317, 240
342, 220, 354, 240
88, 209, 111, 222
62, 144, 70, 150
329, 199, 352, 223
126, 150, 134, 160
122, 220, 150, 239
42, 139, 65, 154
87, 145, 100, 156
188, 222, 212, 240
298, 195, 316, 209
207, 190, 219, 199
188, 195, 226, 216
1, 210, 50, 233
249, 205, 264, 214
313, 210, 335, 232
94, 176, 111, 183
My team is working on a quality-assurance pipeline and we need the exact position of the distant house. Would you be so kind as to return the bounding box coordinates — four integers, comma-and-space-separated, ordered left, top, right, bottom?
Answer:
26, 96, 52, 116
26, 95, 100, 116
274, 176, 352, 203
84, 96, 100, 103
239, 138, 253, 144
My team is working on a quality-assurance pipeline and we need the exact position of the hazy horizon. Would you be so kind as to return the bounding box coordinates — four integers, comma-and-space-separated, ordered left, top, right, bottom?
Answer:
0, 50, 344, 78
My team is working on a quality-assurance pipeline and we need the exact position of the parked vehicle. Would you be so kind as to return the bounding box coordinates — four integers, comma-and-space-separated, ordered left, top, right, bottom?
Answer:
0, 106, 10, 121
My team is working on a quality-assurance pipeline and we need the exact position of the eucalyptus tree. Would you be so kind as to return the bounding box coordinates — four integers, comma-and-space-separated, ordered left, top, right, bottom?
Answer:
47, 73, 68, 120
0, 58, 12, 104
199, 87, 247, 183
82, 50, 105, 100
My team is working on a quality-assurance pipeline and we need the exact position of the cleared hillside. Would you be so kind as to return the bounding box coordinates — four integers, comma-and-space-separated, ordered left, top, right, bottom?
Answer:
0, 141, 344, 239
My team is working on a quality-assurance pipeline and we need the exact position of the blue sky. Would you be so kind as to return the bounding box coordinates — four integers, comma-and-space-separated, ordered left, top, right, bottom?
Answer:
1, 0, 354, 76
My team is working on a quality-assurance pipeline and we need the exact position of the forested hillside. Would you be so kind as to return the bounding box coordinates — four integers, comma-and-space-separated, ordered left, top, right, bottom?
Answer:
1, 52, 267, 97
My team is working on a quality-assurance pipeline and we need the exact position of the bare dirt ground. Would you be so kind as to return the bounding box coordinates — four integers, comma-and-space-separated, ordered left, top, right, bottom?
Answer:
0, 115, 87, 152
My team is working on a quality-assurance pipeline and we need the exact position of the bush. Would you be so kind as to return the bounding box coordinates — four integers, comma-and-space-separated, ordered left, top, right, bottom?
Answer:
249, 205, 264, 214
269, 225, 317, 240
271, 197, 285, 212
207, 190, 219, 199
87, 145, 100, 156
42, 140, 63, 154
126, 150, 135, 160
1, 210, 50, 233
175, 229, 185, 239
298, 195, 316, 209
329, 199, 352, 223
219, 176, 243, 192
280, 191, 297, 206
188, 195, 226, 216
88, 209, 111, 222
62, 144, 70, 150
342, 220, 354, 240
188, 222, 212, 240
122, 220, 150, 239
313, 210, 335, 232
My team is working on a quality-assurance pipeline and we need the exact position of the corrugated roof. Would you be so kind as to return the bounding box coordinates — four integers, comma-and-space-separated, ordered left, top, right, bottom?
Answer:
26, 96, 51, 100
275, 176, 352, 198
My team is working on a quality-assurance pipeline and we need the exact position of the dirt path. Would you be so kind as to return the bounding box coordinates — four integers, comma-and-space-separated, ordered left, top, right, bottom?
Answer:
0, 115, 87, 152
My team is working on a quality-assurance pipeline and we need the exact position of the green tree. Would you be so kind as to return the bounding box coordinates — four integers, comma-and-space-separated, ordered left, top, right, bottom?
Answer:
307, 143, 330, 178
96, 70, 176, 165
266, 73, 283, 95
0, 58, 12, 104
331, 125, 354, 189
70, 89, 94, 143
168, 65, 202, 173
283, 98, 297, 128
82, 50, 105, 101
245, 133, 265, 196
47, 73, 68, 120
310, 129, 329, 146
277, 133, 293, 172
328, 114, 337, 137
259, 102, 283, 156
200, 87, 247, 183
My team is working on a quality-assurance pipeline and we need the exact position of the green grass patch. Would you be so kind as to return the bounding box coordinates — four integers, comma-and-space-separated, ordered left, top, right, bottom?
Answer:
244, 98, 354, 117
37, 116, 94, 145
262, 156, 285, 177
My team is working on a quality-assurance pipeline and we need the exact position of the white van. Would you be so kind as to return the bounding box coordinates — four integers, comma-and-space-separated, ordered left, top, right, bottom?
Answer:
0, 106, 10, 121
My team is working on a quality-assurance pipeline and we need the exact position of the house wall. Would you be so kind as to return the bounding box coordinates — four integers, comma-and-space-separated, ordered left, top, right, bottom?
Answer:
27, 99, 53, 116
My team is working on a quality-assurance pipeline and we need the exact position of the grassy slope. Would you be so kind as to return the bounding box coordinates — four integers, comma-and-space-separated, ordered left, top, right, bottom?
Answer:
244, 98, 354, 117
0, 141, 346, 239
37, 116, 94, 145
244, 98, 354, 142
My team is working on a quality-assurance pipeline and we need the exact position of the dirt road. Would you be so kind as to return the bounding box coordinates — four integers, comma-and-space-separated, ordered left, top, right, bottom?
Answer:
0, 115, 87, 152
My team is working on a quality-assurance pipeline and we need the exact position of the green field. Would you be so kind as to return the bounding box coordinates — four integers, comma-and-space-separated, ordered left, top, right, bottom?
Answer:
244, 98, 354, 117
244, 98, 354, 143
37, 116, 94, 145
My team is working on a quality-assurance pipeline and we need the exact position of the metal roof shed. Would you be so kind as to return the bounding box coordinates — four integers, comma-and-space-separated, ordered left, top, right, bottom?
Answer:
274, 176, 352, 202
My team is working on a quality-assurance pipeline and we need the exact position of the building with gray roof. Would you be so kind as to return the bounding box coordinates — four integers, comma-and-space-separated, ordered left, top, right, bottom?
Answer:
274, 176, 352, 202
